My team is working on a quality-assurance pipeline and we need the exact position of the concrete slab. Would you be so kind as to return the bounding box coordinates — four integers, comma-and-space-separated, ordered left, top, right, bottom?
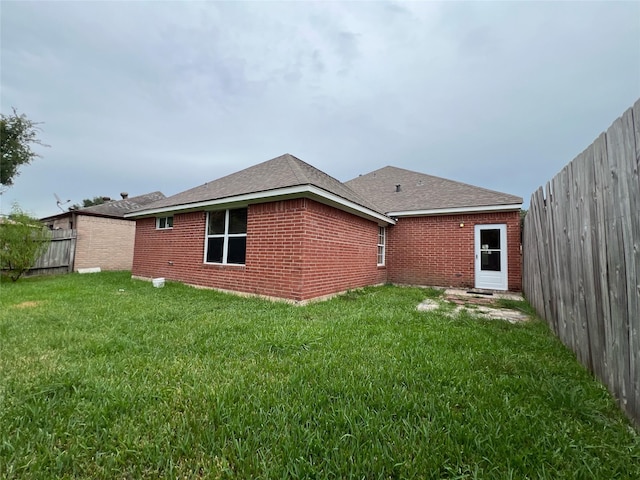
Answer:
444, 288, 523, 301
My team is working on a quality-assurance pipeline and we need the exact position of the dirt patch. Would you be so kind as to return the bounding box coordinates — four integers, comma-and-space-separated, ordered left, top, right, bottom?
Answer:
417, 297, 530, 324
13, 301, 42, 309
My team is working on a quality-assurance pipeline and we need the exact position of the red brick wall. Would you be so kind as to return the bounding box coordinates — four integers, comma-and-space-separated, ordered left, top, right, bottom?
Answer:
132, 202, 521, 299
131, 198, 386, 301
245, 199, 307, 299
386, 211, 522, 291
300, 201, 386, 300
132, 209, 280, 298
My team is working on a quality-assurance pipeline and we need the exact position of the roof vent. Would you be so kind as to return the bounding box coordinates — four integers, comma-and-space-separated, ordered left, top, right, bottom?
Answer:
120, 192, 129, 199
395, 184, 401, 192
102, 196, 111, 202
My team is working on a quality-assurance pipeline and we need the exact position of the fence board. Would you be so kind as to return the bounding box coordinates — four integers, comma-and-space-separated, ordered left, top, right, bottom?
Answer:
571, 152, 590, 369
630, 101, 640, 425
523, 100, 640, 428
26, 229, 76, 276
606, 115, 630, 413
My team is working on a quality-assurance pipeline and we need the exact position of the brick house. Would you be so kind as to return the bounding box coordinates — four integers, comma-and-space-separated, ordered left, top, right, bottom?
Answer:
126, 154, 522, 302
41, 191, 165, 272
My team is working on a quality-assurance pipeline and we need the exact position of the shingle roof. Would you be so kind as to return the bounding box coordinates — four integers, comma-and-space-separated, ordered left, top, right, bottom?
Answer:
345, 166, 522, 213
79, 191, 166, 218
132, 153, 386, 215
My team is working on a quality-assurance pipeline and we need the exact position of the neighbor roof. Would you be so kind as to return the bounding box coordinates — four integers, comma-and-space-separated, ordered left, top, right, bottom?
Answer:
127, 154, 388, 221
80, 191, 166, 218
345, 166, 522, 214
41, 191, 166, 222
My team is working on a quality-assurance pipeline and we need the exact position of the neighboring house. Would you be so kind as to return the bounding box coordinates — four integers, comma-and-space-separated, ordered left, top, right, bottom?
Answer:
126, 154, 522, 302
41, 191, 165, 272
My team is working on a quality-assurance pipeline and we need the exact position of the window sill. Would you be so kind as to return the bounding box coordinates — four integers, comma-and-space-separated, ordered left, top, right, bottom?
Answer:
377, 265, 386, 269
203, 263, 246, 270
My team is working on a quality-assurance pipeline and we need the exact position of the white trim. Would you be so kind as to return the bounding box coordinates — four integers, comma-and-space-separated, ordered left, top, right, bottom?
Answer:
125, 185, 395, 225
204, 209, 247, 265
474, 224, 508, 291
156, 216, 173, 230
377, 226, 386, 266
388, 203, 522, 217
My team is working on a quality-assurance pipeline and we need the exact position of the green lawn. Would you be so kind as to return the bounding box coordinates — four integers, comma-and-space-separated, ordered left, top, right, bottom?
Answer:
1, 272, 638, 479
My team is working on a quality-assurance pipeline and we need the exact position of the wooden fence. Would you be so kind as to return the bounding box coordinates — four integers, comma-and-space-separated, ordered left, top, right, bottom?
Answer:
26, 229, 77, 276
523, 100, 639, 427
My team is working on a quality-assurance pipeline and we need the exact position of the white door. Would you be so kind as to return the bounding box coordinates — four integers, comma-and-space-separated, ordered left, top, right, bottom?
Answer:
474, 224, 508, 290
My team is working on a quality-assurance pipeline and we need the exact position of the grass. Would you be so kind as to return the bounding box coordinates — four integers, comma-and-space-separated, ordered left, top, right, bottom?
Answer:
1, 272, 638, 479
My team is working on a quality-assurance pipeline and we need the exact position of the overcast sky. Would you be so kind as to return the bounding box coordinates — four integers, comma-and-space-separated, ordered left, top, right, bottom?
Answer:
1, 1, 638, 218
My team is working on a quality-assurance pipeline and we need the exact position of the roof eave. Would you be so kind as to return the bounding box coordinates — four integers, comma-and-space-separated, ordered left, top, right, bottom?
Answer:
124, 185, 396, 225
387, 203, 523, 217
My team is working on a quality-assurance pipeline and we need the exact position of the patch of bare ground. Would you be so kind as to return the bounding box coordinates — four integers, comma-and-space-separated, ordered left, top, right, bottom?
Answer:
417, 289, 531, 324
13, 301, 42, 309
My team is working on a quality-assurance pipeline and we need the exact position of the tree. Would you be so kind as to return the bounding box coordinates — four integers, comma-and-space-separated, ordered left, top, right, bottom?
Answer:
0, 108, 48, 188
0, 205, 51, 281
69, 196, 106, 211
520, 209, 527, 243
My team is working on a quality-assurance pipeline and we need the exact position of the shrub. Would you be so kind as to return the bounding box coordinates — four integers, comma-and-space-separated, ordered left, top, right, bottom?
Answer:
0, 204, 50, 281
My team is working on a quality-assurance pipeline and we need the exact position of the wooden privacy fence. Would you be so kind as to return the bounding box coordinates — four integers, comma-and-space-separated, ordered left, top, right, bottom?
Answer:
523, 100, 639, 427
26, 229, 77, 276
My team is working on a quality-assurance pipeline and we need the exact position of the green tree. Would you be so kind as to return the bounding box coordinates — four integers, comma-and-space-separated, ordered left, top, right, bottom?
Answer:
0, 108, 48, 187
0, 205, 51, 281
520, 209, 527, 242
69, 196, 106, 211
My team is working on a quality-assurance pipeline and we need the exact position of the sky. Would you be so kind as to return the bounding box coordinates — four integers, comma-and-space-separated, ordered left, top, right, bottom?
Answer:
1, 1, 639, 218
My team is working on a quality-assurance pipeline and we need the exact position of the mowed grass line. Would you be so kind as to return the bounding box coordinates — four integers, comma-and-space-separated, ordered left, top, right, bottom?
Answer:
0, 272, 638, 479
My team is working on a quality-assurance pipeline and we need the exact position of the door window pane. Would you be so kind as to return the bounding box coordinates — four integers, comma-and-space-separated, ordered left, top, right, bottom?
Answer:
481, 251, 501, 271
480, 228, 500, 250
481, 229, 500, 250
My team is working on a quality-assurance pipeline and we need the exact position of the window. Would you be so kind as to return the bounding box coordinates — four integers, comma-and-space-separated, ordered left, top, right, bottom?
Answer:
377, 226, 386, 266
205, 208, 247, 264
156, 216, 173, 229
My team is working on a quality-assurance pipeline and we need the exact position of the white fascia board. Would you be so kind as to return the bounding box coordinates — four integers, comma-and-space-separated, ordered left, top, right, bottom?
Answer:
125, 185, 395, 225
387, 203, 523, 217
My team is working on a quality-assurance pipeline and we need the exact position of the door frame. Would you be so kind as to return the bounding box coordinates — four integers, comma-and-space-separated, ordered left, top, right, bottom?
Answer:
474, 224, 508, 290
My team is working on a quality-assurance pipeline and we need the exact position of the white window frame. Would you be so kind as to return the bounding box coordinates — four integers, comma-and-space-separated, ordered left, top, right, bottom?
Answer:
377, 226, 386, 266
156, 216, 173, 230
204, 209, 247, 265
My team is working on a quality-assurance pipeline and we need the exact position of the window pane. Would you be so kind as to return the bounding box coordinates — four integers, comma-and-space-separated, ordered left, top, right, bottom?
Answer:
206, 237, 224, 263
480, 229, 500, 250
481, 251, 501, 271
227, 236, 246, 264
208, 211, 225, 235
228, 208, 248, 234
167, 216, 173, 228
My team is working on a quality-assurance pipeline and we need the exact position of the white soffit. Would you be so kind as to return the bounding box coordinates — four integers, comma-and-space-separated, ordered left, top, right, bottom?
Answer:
387, 204, 523, 217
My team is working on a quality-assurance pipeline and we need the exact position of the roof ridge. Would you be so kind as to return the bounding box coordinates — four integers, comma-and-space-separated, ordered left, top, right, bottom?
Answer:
349, 165, 521, 198
346, 164, 521, 213
283, 153, 309, 184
